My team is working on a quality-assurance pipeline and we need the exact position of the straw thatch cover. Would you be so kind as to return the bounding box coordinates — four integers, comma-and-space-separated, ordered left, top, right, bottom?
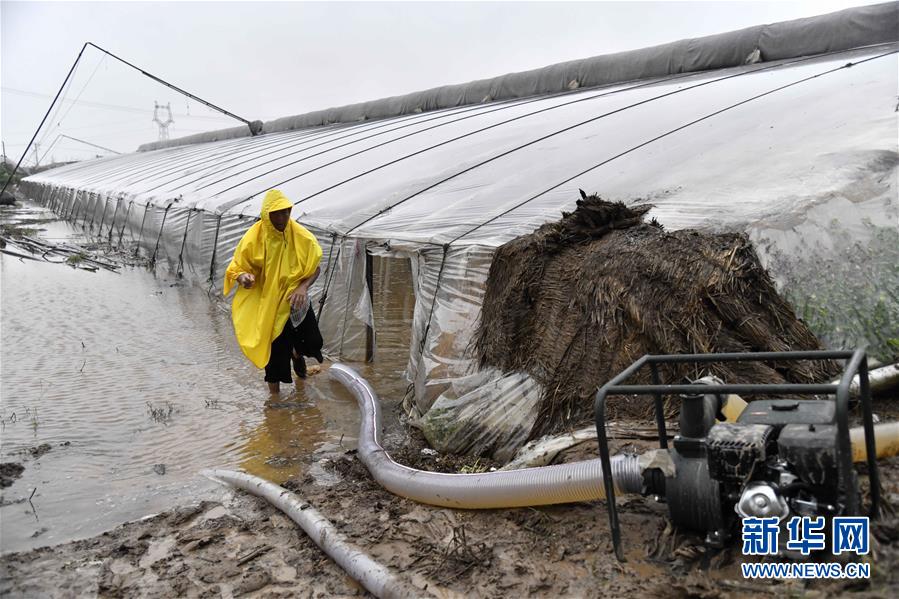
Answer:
475, 194, 839, 436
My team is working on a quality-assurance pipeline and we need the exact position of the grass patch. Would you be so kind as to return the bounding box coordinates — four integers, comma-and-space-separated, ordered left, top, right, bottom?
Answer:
146, 402, 176, 425
0, 223, 41, 238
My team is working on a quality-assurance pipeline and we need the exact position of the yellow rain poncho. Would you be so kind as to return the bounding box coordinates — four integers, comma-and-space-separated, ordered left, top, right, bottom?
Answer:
224, 190, 322, 368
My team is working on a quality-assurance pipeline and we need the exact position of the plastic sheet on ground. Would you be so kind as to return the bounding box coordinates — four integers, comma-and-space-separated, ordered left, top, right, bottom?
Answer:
416, 368, 543, 461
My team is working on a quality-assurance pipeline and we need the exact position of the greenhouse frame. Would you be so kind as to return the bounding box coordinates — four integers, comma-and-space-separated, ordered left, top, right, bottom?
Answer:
20, 3, 899, 456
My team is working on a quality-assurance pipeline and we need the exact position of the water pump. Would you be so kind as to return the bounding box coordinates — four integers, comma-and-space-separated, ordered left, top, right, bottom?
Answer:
594, 349, 880, 560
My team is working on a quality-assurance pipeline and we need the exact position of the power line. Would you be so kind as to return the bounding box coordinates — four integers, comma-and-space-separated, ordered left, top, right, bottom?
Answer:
3, 87, 153, 114
84, 42, 259, 133
39, 134, 121, 164
2, 87, 236, 120
3, 41, 261, 191
1, 44, 87, 196
36, 57, 82, 150
2, 119, 144, 136
49, 55, 109, 137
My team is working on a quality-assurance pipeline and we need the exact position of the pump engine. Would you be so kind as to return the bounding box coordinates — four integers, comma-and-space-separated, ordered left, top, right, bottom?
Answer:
594, 349, 880, 560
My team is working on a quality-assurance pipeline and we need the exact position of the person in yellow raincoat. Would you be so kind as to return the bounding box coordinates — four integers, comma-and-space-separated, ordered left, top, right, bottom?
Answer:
224, 189, 324, 394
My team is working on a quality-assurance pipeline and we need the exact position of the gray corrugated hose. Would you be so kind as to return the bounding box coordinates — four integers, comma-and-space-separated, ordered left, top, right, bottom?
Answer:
204, 365, 644, 597
202, 469, 421, 599
330, 363, 644, 508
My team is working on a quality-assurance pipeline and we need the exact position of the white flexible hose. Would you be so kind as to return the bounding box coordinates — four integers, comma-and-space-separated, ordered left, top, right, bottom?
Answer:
201, 366, 645, 597
831, 362, 899, 395
330, 363, 644, 509
205, 365, 899, 598
202, 469, 420, 599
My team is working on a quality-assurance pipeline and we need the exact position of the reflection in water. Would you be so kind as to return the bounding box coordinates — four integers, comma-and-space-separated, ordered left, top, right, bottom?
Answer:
239, 256, 417, 483
240, 398, 326, 484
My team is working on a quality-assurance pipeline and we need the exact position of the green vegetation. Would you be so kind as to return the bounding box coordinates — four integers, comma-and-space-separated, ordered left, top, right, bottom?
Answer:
0, 163, 21, 188
28, 407, 40, 433
0, 223, 39, 237
458, 457, 491, 474
765, 220, 899, 364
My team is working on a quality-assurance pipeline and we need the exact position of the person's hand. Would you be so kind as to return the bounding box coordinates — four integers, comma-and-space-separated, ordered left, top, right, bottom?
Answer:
288, 285, 308, 309
237, 273, 255, 289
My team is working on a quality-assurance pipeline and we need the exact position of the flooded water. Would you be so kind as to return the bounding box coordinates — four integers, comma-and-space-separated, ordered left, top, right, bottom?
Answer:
0, 201, 415, 553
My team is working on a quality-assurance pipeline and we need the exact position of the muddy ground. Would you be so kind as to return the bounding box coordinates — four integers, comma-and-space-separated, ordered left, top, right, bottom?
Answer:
2, 409, 898, 599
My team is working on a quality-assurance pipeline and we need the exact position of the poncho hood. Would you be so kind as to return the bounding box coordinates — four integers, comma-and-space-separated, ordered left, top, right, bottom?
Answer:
260, 189, 293, 234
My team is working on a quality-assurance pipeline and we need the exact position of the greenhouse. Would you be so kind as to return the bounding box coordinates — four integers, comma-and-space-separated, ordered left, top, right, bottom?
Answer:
19, 3, 899, 457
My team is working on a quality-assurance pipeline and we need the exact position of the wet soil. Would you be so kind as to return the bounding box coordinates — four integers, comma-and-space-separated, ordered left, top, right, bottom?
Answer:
3, 419, 898, 598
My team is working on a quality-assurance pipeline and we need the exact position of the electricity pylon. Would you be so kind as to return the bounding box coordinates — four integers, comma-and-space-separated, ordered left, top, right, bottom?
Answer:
152, 101, 174, 141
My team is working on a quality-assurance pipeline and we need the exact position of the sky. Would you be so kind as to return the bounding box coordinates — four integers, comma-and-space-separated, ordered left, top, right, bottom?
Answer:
0, 0, 879, 165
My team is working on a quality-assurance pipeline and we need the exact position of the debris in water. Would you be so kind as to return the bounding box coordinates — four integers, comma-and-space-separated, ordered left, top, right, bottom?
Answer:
12, 443, 52, 460
0, 462, 25, 488
27, 444, 52, 459
146, 402, 175, 424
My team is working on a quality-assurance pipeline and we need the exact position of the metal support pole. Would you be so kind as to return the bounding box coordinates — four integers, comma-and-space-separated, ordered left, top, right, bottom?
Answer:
365, 250, 374, 362
176, 209, 193, 277
208, 213, 223, 284
1, 43, 88, 197
86, 42, 258, 135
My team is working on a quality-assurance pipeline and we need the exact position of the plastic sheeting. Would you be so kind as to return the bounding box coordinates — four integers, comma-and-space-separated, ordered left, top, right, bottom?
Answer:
404, 245, 493, 414
416, 368, 542, 462
138, 2, 899, 152
21, 41, 899, 458
29, 46, 897, 250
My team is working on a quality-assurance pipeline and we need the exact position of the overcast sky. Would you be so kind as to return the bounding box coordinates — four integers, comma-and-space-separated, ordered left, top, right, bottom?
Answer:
0, 0, 878, 165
